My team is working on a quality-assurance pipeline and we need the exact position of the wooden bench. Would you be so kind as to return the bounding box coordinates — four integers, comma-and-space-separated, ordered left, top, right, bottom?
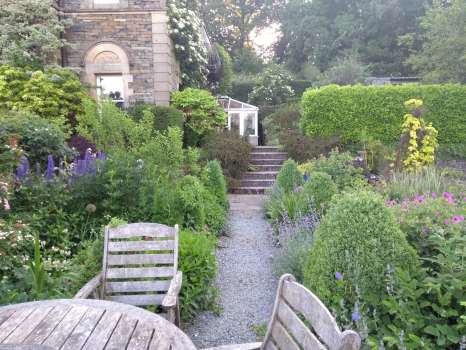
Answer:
75, 223, 182, 326
204, 274, 361, 350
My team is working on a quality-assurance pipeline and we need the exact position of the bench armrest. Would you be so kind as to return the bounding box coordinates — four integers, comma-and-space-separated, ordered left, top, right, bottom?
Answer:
162, 271, 183, 309
202, 343, 262, 350
74, 272, 102, 299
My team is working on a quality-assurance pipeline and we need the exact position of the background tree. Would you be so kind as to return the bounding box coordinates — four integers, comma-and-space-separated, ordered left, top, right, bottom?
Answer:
0, 0, 68, 69
404, 0, 466, 83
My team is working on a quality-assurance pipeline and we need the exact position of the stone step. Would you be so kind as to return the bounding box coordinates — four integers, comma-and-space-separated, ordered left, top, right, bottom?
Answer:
253, 146, 282, 153
250, 159, 285, 166
250, 165, 282, 172
240, 179, 275, 188
242, 172, 278, 180
230, 187, 269, 195
250, 152, 288, 160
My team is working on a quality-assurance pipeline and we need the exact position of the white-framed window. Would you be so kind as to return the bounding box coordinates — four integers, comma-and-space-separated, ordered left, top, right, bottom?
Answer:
96, 74, 125, 107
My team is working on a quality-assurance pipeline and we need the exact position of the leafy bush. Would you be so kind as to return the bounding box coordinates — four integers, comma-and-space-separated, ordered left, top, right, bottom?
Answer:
202, 160, 228, 209
249, 65, 295, 106
312, 149, 366, 189
302, 172, 337, 213
179, 230, 217, 321
176, 176, 207, 231
171, 88, 227, 147
126, 103, 184, 132
203, 131, 252, 187
276, 159, 303, 194
231, 76, 256, 102
304, 190, 418, 316
316, 54, 369, 86
216, 44, 233, 95
263, 103, 340, 162
0, 110, 73, 167
0, 65, 87, 133
301, 84, 466, 146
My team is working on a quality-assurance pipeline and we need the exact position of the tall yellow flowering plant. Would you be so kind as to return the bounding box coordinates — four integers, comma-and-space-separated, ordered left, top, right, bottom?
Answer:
398, 99, 438, 172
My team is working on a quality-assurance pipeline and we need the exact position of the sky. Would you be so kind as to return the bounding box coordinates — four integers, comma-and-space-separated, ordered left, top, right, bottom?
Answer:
251, 23, 281, 59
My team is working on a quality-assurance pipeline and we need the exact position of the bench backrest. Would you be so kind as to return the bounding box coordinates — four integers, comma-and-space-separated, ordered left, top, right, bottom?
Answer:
261, 274, 361, 350
102, 223, 179, 307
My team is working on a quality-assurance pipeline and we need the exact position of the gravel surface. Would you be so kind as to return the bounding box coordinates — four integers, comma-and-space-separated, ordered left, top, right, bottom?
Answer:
186, 195, 279, 348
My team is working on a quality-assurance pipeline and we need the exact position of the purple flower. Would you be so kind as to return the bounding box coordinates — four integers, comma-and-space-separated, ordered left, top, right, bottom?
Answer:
335, 272, 342, 281
352, 311, 361, 322
16, 156, 30, 180
443, 192, 455, 204
415, 195, 425, 203
431, 192, 437, 199
452, 216, 465, 224
46, 155, 55, 181
444, 219, 450, 225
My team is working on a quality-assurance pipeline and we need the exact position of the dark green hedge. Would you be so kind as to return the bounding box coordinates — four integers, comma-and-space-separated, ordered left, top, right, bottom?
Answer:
301, 84, 466, 145
232, 79, 312, 104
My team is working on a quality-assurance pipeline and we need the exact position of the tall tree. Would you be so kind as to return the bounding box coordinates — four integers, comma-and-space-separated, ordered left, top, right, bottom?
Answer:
405, 0, 466, 83
0, 0, 68, 68
277, 0, 427, 76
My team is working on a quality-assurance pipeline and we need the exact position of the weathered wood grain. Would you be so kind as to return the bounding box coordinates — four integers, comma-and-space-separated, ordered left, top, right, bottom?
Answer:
106, 280, 171, 293
4, 307, 53, 344
108, 240, 175, 253
0, 308, 36, 342
80, 310, 121, 350
60, 308, 104, 350
108, 294, 165, 306
106, 253, 174, 266
271, 321, 300, 350
108, 223, 176, 239
74, 273, 102, 299
104, 314, 137, 350
42, 306, 88, 348
23, 306, 72, 345
106, 266, 175, 279
126, 322, 154, 350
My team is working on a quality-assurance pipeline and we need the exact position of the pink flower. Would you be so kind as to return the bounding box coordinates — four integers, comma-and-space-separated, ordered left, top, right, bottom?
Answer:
431, 192, 437, 199
444, 219, 450, 225
452, 216, 465, 224
435, 211, 441, 217
415, 195, 425, 203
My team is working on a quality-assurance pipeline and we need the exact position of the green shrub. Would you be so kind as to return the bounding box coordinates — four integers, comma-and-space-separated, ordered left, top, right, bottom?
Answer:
302, 172, 337, 213
126, 103, 184, 132
249, 65, 295, 106
231, 77, 256, 102
179, 230, 217, 321
171, 88, 227, 147
203, 130, 252, 187
216, 44, 233, 95
312, 149, 365, 189
0, 110, 73, 167
0, 65, 87, 133
176, 176, 206, 230
301, 84, 466, 146
304, 190, 418, 313
276, 159, 303, 194
202, 160, 228, 209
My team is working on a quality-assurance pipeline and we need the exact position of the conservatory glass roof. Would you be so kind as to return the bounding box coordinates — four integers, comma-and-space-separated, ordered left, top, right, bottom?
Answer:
218, 96, 259, 111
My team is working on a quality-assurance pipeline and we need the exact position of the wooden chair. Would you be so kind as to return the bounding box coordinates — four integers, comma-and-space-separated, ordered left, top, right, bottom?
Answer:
204, 274, 361, 350
74, 223, 182, 326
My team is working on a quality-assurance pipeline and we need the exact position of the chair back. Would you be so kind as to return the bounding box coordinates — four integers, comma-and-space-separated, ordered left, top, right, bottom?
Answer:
101, 223, 179, 307
261, 274, 361, 350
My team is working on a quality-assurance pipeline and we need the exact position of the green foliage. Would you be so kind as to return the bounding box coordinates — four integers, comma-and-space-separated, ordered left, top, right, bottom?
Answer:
0, 110, 73, 167
249, 65, 295, 106
203, 130, 252, 187
216, 44, 233, 95
385, 167, 454, 201
304, 190, 418, 314
177, 176, 207, 230
276, 159, 303, 194
316, 54, 369, 86
300, 84, 466, 146
167, 0, 209, 87
171, 88, 227, 146
233, 47, 264, 74
311, 150, 365, 189
406, 0, 466, 83
126, 103, 184, 132
0, 0, 68, 69
302, 172, 337, 213
179, 230, 218, 321
202, 160, 228, 209
0, 65, 87, 133
231, 75, 257, 102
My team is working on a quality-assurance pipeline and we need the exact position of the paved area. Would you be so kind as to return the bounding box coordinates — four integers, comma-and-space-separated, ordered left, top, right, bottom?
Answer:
186, 195, 278, 348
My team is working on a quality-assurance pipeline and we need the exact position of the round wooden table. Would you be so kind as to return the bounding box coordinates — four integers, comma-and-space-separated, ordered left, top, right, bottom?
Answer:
0, 299, 197, 350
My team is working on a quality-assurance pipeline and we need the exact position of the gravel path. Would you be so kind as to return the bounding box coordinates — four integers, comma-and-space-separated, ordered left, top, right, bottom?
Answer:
186, 195, 279, 348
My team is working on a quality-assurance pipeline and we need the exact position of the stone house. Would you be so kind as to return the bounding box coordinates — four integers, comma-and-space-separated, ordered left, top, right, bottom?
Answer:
59, 0, 180, 106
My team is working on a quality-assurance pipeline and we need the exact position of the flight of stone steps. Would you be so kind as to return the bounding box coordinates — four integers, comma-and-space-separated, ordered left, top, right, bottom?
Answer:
231, 146, 288, 195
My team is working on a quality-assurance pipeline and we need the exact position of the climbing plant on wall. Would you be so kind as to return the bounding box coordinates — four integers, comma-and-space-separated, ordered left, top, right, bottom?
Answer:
167, 0, 209, 88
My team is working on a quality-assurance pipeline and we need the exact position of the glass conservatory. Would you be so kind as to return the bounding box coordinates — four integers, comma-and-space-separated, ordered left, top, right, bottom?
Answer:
218, 96, 259, 146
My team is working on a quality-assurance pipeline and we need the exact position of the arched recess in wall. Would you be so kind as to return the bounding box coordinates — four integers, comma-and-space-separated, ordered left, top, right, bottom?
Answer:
83, 42, 133, 106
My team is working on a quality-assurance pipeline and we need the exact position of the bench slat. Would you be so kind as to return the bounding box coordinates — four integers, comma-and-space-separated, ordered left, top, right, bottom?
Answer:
108, 294, 165, 306
106, 267, 174, 279
108, 240, 174, 253
107, 253, 174, 266
271, 321, 300, 350
106, 280, 171, 293
109, 224, 175, 239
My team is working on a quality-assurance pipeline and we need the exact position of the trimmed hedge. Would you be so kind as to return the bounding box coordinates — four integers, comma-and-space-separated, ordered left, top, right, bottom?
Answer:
301, 84, 466, 145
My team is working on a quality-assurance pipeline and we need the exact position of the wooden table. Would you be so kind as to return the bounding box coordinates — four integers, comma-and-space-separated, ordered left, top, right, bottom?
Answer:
0, 299, 197, 350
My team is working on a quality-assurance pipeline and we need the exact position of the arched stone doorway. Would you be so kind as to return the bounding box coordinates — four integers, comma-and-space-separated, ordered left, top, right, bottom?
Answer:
83, 42, 133, 106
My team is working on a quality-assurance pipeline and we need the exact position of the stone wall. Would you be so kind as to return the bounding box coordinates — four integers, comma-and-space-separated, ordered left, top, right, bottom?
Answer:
61, 0, 179, 105
61, 0, 164, 12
